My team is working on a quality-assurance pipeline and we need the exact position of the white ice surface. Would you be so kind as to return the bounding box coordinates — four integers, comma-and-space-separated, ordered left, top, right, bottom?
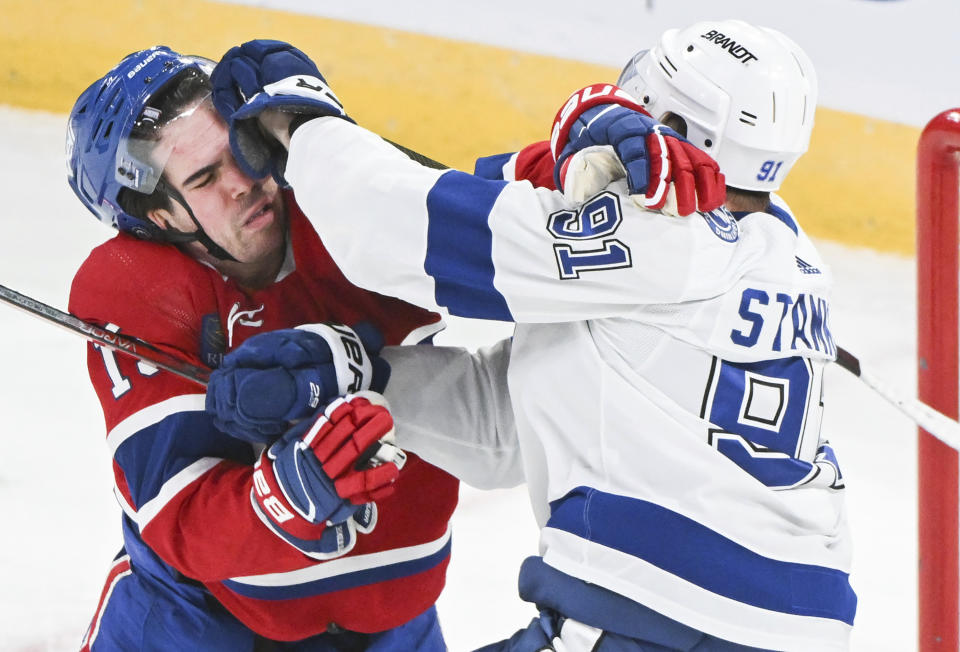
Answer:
0, 104, 919, 651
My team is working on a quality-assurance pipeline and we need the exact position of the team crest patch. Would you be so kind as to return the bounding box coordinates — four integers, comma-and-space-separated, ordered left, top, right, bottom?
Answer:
200, 313, 227, 369
701, 207, 739, 242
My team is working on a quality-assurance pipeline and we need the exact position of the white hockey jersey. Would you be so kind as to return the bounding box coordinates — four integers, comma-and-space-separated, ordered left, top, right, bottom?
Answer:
285, 118, 854, 651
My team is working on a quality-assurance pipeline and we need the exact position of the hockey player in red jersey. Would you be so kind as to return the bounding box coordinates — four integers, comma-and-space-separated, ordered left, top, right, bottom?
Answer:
66, 41, 723, 650
66, 47, 457, 650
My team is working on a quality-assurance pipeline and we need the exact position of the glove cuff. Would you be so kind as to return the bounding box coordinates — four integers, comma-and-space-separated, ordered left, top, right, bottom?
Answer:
295, 323, 375, 395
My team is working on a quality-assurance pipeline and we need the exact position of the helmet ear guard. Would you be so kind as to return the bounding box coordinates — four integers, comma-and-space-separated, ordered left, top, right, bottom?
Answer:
618, 19, 817, 191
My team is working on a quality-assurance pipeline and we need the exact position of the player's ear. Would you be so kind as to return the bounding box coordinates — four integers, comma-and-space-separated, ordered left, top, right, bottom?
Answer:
659, 112, 688, 137
148, 204, 195, 232
146, 207, 173, 231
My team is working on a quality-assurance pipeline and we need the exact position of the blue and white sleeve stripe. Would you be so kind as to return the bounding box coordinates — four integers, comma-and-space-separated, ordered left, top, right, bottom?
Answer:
425, 170, 513, 320
473, 152, 516, 181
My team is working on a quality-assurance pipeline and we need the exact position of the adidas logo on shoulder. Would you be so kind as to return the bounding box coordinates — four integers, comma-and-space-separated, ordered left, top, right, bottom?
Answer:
795, 256, 821, 274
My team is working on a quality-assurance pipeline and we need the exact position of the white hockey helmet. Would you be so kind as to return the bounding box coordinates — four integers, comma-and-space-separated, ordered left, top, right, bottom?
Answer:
617, 19, 817, 191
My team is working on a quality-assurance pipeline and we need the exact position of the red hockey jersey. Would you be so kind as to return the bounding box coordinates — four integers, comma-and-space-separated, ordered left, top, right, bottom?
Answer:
68, 192, 459, 641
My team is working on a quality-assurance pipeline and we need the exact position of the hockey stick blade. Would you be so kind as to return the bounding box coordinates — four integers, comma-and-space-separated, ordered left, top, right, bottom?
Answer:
0, 284, 209, 387
835, 345, 960, 451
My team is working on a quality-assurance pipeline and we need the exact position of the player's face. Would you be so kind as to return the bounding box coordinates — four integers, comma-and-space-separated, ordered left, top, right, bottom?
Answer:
156, 103, 286, 265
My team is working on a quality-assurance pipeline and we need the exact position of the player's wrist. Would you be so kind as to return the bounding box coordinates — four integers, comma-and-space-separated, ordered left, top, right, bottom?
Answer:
288, 114, 316, 141
256, 110, 294, 149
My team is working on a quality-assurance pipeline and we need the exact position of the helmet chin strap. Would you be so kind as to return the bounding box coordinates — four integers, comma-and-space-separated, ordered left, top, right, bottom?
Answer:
157, 180, 239, 263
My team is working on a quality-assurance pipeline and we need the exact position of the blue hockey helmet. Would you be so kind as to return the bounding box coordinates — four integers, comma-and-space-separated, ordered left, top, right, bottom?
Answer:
66, 46, 216, 240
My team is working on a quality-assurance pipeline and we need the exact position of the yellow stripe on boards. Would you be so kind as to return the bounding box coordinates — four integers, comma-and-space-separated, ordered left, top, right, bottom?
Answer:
0, 0, 918, 254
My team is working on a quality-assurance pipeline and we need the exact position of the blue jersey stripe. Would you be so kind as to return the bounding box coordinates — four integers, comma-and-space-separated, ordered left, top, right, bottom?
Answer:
547, 487, 856, 625
766, 203, 799, 235
732, 205, 799, 235
113, 411, 253, 509
473, 152, 514, 180
424, 170, 513, 320
221, 536, 452, 600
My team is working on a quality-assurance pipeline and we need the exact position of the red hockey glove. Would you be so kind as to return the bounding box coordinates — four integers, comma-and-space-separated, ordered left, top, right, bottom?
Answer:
251, 393, 404, 559
550, 84, 725, 215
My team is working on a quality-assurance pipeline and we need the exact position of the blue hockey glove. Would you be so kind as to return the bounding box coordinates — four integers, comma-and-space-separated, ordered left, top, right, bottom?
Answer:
251, 393, 403, 559
206, 322, 391, 444
211, 39, 351, 182
551, 84, 724, 216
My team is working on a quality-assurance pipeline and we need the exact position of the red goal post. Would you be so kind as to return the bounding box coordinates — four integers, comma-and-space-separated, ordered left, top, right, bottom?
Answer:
918, 108, 960, 652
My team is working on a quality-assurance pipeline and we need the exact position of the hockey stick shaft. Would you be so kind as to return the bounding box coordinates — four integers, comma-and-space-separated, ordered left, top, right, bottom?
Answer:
383, 138, 448, 170
0, 283, 209, 387
0, 283, 409, 466
835, 346, 960, 450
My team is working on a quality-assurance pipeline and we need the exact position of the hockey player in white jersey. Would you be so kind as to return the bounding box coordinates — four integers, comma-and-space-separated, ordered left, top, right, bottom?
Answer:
206, 23, 853, 652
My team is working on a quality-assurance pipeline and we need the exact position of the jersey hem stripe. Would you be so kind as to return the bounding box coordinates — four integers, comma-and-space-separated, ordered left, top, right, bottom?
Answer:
541, 529, 851, 651
546, 486, 855, 623
229, 524, 452, 586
